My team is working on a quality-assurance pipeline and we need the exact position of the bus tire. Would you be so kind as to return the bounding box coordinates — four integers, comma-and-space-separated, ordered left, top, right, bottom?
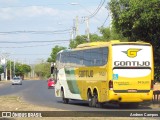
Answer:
61, 89, 69, 104
87, 92, 92, 107
93, 93, 103, 108
92, 94, 97, 107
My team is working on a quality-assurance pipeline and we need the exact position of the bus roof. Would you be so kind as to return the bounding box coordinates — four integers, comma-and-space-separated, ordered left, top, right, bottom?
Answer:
76, 40, 151, 48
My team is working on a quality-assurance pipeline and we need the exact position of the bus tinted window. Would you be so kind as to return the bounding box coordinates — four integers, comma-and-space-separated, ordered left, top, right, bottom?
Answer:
58, 47, 108, 68
84, 49, 91, 66
102, 47, 108, 65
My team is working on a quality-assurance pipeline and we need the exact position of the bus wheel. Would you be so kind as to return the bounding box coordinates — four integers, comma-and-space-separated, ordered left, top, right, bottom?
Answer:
61, 90, 69, 104
87, 92, 92, 107
93, 94, 103, 108
92, 94, 97, 107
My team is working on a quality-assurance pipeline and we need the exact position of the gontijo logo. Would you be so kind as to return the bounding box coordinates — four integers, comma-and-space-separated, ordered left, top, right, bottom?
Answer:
122, 48, 141, 58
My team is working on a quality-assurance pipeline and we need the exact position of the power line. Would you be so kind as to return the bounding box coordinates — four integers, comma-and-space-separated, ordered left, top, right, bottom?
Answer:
101, 12, 110, 27
0, 29, 72, 35
0, 41, 69, 48
0, 4, 68, 8
0, 40, 69, 44
11, 53, 49, 56
88, 0, 103, 18
88, 0, 106, 19
0, 44, 52, 48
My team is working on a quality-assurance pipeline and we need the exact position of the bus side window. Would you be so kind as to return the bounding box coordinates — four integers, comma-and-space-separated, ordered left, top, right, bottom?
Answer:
90, 48, 101, 66
78, 51, 84, 66
83, 49, 91, 66
102, 47, 108, 65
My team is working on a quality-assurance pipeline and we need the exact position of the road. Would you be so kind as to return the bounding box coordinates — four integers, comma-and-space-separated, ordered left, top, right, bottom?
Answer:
0, 80, 159, 111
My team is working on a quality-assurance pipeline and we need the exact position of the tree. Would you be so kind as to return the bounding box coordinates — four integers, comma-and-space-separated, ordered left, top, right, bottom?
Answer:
69, 34, 103, 48
15, 63, 31, 77
109, 0, 160, 42
0, 65, 3, 74
99, 27, 127, 41
109, 0, 160, 82
47, 45, 66, 62
69, 35, 88, 48
69, 28, 128, 49
34, 62, 50, 79
6, 61, 31, 78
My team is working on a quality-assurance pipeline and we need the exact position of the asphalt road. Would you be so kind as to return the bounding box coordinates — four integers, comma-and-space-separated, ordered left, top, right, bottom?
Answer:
0, 80, 159, 111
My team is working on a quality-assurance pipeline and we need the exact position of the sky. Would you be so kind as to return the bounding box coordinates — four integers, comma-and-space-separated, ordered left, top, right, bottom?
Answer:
0, 0, 111, 65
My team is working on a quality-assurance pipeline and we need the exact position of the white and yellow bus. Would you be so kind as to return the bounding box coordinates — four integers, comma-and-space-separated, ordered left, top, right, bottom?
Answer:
55, 41, 154, 108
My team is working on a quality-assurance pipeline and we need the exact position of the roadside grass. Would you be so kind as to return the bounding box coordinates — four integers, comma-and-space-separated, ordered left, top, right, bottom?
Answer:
0, 96, 62, 111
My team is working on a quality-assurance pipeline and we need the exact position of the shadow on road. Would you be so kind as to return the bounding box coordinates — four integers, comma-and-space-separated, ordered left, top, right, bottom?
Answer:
57, 100, 154, 110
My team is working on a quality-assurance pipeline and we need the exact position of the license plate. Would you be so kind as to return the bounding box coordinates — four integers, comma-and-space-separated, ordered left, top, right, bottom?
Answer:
128, 89, 137, 92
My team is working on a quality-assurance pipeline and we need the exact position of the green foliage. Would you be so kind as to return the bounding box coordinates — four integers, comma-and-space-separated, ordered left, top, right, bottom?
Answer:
0, 65, 3, 74
47, 45, 66, 62
15, 63, 31, 76
69, 34, 104, 48
155, 66, 160, 82
69, 28, 127, 48
109, 0, 160, 43
69, 35, 88, 48
89, 34, 104, 42
6, 60, 31, 77
99, 27, 127, 41
34, 62, 50, 79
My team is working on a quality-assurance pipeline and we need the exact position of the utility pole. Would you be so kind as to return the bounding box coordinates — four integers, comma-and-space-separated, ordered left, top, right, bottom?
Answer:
5, 61, 7, 80
10, 60, 12, 80
13, 59, 15, 77
85, 17, 90, 42
75, 16, 79, 36
70, 29, 74, 42
73, 18, 76, 39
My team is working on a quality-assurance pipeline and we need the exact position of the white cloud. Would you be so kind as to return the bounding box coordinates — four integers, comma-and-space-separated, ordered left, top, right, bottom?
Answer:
0, 8, 14, 20
22, 6, 59, 17
0, 0, 18, 4
0, 5, 109, 21
0, 5, 110, 34
0, 6, 60, 20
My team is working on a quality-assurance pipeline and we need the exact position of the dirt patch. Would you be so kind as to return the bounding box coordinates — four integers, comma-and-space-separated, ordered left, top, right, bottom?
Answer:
0, 96, 62, 111
0, 80, 10, 87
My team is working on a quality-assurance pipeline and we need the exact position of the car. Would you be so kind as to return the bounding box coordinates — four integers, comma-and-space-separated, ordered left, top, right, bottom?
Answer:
12, 77, 22, 85
47, 78, 55, 89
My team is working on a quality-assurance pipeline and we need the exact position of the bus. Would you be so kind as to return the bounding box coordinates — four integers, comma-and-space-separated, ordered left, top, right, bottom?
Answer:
54, 40, 154, 108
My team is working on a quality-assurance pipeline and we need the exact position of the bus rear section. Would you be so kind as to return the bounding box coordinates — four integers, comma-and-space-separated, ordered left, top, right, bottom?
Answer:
109, 43, 154, 105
